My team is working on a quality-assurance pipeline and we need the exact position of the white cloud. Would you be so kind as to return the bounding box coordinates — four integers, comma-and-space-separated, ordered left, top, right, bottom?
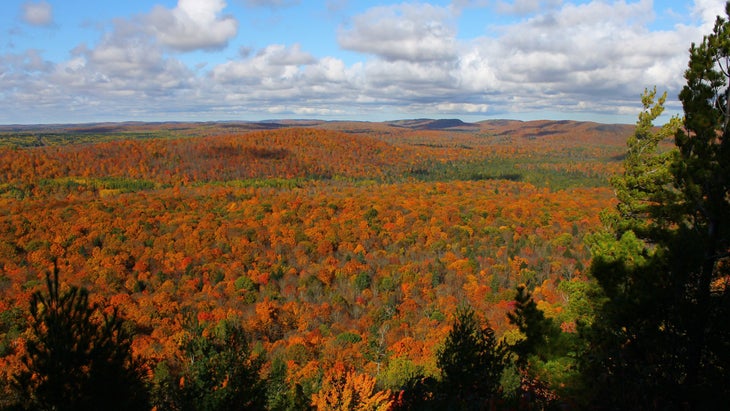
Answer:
495, 0, 563, 15
692, 0, 727, 30
338, 3, 457, 62
210, 44, 316, 85
302, 56, 351, 84
0, 23, 197, 121
447, 0, 708, 116
146, 0, 238, 52
2, 0, 729, 124
434, 102, 490, 113
21, 1, 53, 27
362, 59, 457, 101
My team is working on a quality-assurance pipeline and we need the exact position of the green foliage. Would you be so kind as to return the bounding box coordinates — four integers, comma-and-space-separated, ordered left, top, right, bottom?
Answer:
670, 6, 730, 404
378, 356, 427, 391
505, 285, 579, 407
435, 305, 506, 410
507, 285, 560, 367
584, 9, 730, 408
234, 274, 257, 292
9, 266, 149, 411
353, 272, 372, 292
95, 177, 156, 192
393, 306, 507, 410
266, 357, 310, 411
584, 92, 690, 411
0, 307, 25, 357
410, 158, 608, 189
609, 87, 680, 238
214, 178, 305, 189
0, 130, 180, 148
335, 332, 363, 345
33, 177, 158, 196
150, 317, 266, 411
556, 278, 602, 328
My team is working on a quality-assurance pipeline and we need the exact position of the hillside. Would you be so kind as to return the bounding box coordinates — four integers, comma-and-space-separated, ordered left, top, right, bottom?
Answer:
0, 119, 630, 407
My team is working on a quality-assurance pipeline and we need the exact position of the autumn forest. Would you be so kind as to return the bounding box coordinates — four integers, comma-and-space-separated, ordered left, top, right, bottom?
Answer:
3, 3, 730, 409
0, 117, 634, 409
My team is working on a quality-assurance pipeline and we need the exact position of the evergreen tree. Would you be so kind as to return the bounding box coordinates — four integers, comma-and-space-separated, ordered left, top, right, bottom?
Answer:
507, 285, 560, 367
506, 285, 567, 409
10, 266, 149, 411
583, 90, 684, 408
267, 357, 312, 411
435, 306, 506, 410
151, 316, 266, 411
391, 374, 439, 411
673, 4, 730, 400
585, 6, 730, 408
610, 88, 681, 238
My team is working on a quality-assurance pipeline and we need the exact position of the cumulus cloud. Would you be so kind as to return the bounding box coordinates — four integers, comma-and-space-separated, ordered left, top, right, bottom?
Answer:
21, 1, 53, 27
201, 45, 370, 118
2, 0, 729, 123
362, 59, 457, 100
338, 3, 457, 62
146, 0, 238, 52
448, 0, 708, 116
211, 44, 316, 85
692, 0, 727, 30
328, 0, 702, 118
0, 22, 197, 122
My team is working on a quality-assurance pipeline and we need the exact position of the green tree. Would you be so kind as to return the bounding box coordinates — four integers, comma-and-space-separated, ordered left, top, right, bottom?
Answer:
507, 285, 560, 367
673, 4, 730, 399
585, 7, 730, 408
9, 266, 149, 411
505, 285, 569, 409
267, 357, 311, 411
151, 316, 266, 411
610, 87, 681, 238
435, 305, 506, 410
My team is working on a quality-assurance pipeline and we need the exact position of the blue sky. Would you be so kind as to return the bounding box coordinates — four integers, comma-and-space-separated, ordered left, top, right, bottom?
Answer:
0, 0, 725, 124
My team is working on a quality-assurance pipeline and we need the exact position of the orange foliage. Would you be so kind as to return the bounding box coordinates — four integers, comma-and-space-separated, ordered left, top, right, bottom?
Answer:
312, 363, 393, 411
0, 122, 625, 392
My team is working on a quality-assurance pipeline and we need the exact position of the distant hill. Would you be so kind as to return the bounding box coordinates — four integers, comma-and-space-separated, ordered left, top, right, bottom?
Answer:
386, 118, 480, 130
477, 119, 635, 145
0, 118, 636, 150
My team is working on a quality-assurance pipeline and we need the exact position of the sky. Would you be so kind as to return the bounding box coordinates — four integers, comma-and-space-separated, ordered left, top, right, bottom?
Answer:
0, 0, 726, 125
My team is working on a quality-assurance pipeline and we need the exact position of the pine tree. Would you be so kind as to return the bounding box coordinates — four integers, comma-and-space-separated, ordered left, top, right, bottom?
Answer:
507, 285, 560, 367
585, 6, 730, 408
505, 285, 568, 408
610, 87, 681, 238
11, 266, 149, 411
435, 306, 506, 411
673, 4, 730, 399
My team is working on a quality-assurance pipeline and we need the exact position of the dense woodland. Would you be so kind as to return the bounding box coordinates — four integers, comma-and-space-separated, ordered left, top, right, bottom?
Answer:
0, 117, 618, 409
1, 6, 730, 410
